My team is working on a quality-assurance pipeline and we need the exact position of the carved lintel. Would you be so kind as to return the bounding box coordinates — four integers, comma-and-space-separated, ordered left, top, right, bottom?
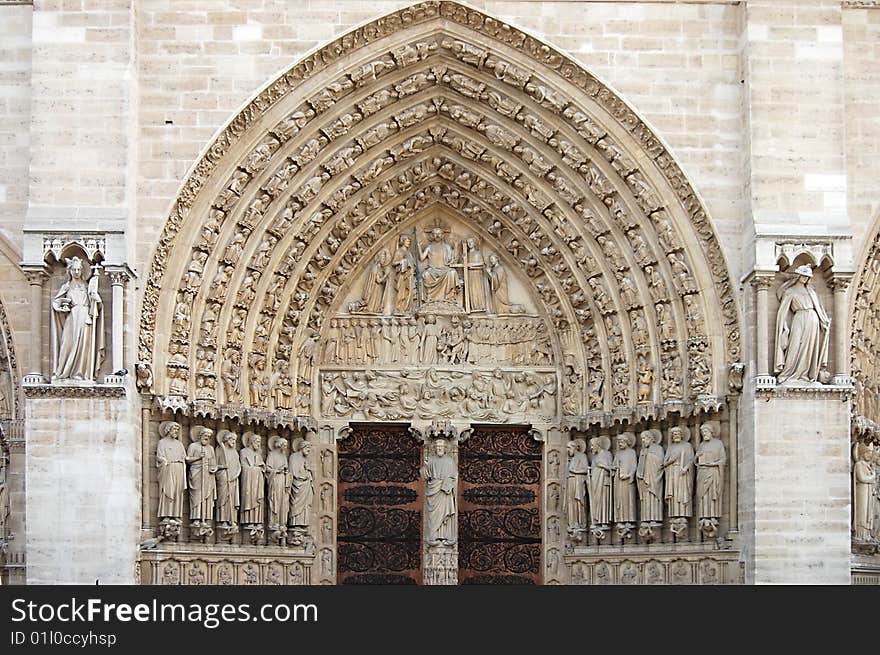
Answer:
23, 382, 126, 398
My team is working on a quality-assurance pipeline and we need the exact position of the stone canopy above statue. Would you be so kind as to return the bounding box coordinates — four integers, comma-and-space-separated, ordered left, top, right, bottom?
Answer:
343, 217, 534, 318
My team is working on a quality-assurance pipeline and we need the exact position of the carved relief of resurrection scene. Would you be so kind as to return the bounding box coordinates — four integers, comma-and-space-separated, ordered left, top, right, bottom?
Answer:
319, 217, 560, 423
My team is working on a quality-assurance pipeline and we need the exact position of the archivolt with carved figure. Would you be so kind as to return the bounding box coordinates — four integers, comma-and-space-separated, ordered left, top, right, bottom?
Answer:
136, 1, 743, 585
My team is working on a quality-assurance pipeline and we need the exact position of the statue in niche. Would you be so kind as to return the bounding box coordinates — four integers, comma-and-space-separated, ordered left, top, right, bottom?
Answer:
156, 420, 187, 536
774, 264, 831, 384
421, 438, 457, 546
853, 442, 876, 543
695, 421, 726, 538
266, 435, 290, 541
613, 432, 637, 538
288, 437, 314, 532
419, 224, 462, 305
186, 426, 218, 536
664, 426, 695, 536
462, 237, 490, 313
51, 256, 105, 381
588, 436, 613, 537
392, 234, 417, 314
565, 439, 589, 538
215, 430, 241, 535
239, 432, 266, 541
637, 429, 664, 533
487, 253, 525, 314
351, 249, 391, 314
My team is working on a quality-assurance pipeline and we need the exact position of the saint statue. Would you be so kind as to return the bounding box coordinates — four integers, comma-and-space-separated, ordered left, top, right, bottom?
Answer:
186, 426, 218, 526
565, 439, 589, 533
853, 442, 876, 543
664, 426, 695, 519
392, 234, 417, 314
463, 237, 489, 313
51, 256, 105, 381
695, 421, 726, 528
0, 454, 9, 538
239, 432, 266, 527
636, 429, 664, 523
215, 429, 242, 528
419, 226, 461, 304
421, 438, 457, 545
156, 420, 187, 522
774, 264, 831, 384
612, 432, 637, 524
487, 254, 525, 314
288, 437, 314, 529
588, 436, 613, 527
266, 435, 291, 534
355, 249, 391, 314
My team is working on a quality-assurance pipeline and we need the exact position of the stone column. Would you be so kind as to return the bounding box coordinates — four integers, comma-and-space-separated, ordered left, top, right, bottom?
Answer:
107, 271, 127, 374
830, 276, 851, 383
23, 269, 46, 381
752, 275, 773, 382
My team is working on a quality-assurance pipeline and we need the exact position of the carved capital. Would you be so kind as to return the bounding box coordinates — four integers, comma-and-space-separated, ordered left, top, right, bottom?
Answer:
21, 267, 48, 287
749, 275, 774, 292
828, 275, 852, 293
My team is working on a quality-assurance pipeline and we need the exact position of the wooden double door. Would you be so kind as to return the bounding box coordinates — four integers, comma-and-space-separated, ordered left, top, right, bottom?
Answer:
337, 424, 541, 585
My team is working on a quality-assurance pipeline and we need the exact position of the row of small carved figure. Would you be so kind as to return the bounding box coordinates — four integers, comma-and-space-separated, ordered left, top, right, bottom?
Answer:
321, 315, 553, 366
154, 421, 318, 546
852, 440, 880, 546
562, 422, 726, 543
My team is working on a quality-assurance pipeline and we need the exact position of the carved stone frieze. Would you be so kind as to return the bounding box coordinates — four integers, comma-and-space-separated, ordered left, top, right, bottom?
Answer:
139, 545, 313, 585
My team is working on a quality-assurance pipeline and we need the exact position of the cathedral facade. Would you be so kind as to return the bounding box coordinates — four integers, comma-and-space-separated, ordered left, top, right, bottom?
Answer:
0, 0, 879, 585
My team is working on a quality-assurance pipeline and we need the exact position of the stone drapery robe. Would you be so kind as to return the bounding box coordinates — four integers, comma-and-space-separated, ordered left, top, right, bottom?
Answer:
215, 443, 242, 524
774, 282, 830, 383
565, 451, 589, 530
288, 451, 314, 527
421, 239, 460, 303
613, 448, 637, 523
186, 442, 217, 522
239, 446, 265, 525
636, 443, 664, 523
588, 450, 613, 526
266, 449, 290, 529
422, 453, 457, 544
52, 277, 105, 381
156, 436, 187, 519
664, 441, 695, 518
695, 437, 726, 520
853, 456, 876, 542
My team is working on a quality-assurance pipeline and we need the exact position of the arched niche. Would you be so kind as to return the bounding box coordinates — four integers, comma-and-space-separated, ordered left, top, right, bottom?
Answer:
851, 208, 880, 435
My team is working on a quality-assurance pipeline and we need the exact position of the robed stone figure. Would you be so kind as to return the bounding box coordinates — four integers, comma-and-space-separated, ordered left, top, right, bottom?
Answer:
51, 256, 105, 381
588, 436, 613, 527
853, 442, 876, 542
612, 433, 637, 524
186, 427, 218, 524
239, 432, 266, 526
565, 439, 589, 532
215, 430, 242, 526
392, 234, 416, 314
774, 265, 831, 384
421, 439, 457, 545
695, 422, 726, 522
156, 421, 187, 521
288, 437, 314, 529
636, 429, 664, 523
420, 226, 461, 304
664, 426, 695, 518
266, 435, 290, 532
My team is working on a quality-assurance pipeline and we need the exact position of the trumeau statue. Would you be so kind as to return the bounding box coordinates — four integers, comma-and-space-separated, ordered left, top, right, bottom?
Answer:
695, 421, 726, 538
288, 437, 314, 530
636, 429, 664, 525
774, 264, 831, 384
239, 432, 266, 539
156, 421, 187, 531
420, 224, 462, 305
51, 256, 105, 382
664, 426, 695, 535
613, 433, 638, 533
853, 442, 876, 543
186, 426, 218, 536
422, 438, 457, 546
215, 430, 242, 533
266, 435, 291, 539
565, 439, 589, 536
588, 436, 613, 533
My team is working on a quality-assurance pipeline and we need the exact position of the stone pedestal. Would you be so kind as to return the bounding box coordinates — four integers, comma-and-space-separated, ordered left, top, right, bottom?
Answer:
24, 383, 140, 584
745, 385, 852, 584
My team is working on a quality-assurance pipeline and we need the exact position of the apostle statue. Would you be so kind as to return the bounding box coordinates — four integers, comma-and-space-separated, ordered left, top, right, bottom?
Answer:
215, 429, 241, 533
239, 432, 266, 539
853, 442, 876, 543
774, 264, 831, 384
462, 237, 490, 313
288, 437, 314, 530
419, 225, 461, 304
565, 439, 589, 536
0, 454, 9, 539
186, 426, 218, 535
612, 433, 637, 534
588, 436, 613, 534
487, 254, 525, 314
266, 435, 291, 540
695, 421, 727, 538
51, 256, 105, 381
156, 420, 187, 533
636, 429, 664, 525
392, 234, 417, 314
421, 438, 457, 546
664, 425, 695, 535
